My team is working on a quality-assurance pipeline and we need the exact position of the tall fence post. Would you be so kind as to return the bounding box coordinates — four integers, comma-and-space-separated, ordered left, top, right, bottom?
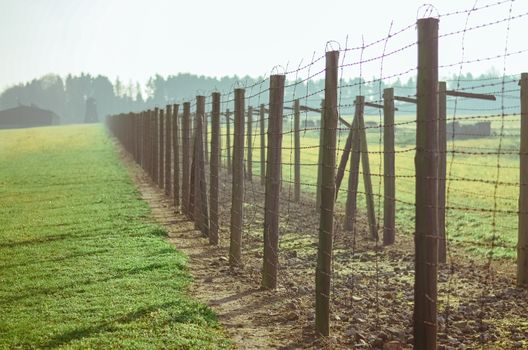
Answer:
204, 111, 209, 165
139, 113, 143, 164
165, 105, 172, 196
149, 110, 153, 180
140, 112, 144, 169
230, 88, 245, 267
260, 104, 266, 186
357, 102, 377, 240
226, 108, 232, 174
414, 17, 439, 350
438, 82, 447, 263
194, 96, 209, 236
344, 98, 362, 231
173, 104, 180, 210
335, 118, 356, 197
182, 102, 191, 217
247, 106, 253, 182
294, 99, 301, 202
134, 113, 140, 163
153, 108, 159, 184
145, 110, 151, 178
210, 92, 221, 245
315, 50, 339, 337
262, 74, 285, 290
383, 88, 396, 245
316, 99, 325, 211
518, 73, 528, 287
159, 109, 165, 189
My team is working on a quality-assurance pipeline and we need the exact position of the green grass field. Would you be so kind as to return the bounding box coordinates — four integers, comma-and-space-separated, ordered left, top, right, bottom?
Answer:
0, 125, 231, 349
220, 114, 520, 258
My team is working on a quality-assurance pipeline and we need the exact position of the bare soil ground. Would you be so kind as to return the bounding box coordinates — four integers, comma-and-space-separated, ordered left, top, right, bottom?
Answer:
120, 148, 527, 350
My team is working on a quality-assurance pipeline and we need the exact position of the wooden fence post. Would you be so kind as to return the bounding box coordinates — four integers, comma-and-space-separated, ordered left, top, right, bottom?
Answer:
383, 88, 396, 245
260, 104, 266, 186
189, 141, 196, 221
344, 98, 362, 231
173, 104, 180, 210
247, 106, 253, 182
340, 97, 376, 239
134, 113, 140, 163
518, 73, 528, 287
149, 110, 154, 180
262, 74, 285, 290
316, 99, 325, 211
414, 17, 439, 350
210, 92, 221, 245
356, 104, 378, 240
315, 50, 339, 337
153, 108, 159, 184
204, 111, 209, 165
226, 108, 232, 174
335, 117, 358, 198
145, 111, 150, 176
194, 96, 209, 236
294, 99, 301, 202
159, 109, 165, 189
165, 105, 172, 196
139, 112, 142, 167
438, 82, 447, 262
137, 113, 141, 163
138, 113, 142, 164
230, 88, 245, 267
182, 102, 191, 217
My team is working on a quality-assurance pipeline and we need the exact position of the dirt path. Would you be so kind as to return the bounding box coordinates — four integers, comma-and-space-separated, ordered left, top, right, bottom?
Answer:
123, 154, 315, 350
119, 145, 528, 350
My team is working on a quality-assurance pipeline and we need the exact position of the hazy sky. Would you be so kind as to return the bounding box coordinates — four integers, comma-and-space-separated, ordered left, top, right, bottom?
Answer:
1, 0, 528, 91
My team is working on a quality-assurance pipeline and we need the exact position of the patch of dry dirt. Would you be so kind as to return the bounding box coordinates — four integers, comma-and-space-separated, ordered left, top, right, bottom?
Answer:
118, 145, 528, 350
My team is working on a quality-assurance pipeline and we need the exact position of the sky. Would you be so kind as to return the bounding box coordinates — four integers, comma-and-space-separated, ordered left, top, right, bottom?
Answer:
1, 0, 528, 92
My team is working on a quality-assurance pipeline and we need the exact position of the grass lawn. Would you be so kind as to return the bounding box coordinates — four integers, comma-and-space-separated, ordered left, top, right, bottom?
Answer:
0, 124, 231, 349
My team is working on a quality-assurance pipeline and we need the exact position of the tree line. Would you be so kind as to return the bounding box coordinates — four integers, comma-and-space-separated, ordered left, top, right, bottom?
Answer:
0, 70, 513, 124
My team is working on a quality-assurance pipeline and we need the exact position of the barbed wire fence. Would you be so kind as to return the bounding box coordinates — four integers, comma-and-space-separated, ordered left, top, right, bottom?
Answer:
106, 1, 528, 348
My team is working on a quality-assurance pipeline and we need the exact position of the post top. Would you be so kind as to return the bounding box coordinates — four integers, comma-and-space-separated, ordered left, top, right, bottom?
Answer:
417, 17, 439, 25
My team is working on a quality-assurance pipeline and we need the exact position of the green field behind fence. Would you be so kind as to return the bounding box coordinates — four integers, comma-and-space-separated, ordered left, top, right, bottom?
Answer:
217, 114, 520, 258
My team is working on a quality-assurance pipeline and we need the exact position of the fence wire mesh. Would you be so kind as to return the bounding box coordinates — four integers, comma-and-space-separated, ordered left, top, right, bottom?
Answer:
107, 2, 528, 348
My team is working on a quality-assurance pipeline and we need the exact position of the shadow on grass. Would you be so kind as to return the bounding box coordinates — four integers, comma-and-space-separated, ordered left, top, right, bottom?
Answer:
0, 233, 73, 249
0, 261, 183, 305
40, 301, 179, 349
0, 249, 108, 270
0, 225, 123, 250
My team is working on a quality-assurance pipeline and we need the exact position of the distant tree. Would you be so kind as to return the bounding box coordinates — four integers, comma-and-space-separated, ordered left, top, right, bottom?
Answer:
92, 75, 116, 117
114, 77, 123, 97
0, 84, 25, 109
84, 97, 98, 123
65, 74, 92, 123
135, 82, 144, 106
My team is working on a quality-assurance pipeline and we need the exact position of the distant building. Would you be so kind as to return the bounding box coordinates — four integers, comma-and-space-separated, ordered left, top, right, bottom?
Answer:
446, 121, 491, 140
365, 121, 379, 129
0, 105, 60, 129
84, 98, 98, 123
